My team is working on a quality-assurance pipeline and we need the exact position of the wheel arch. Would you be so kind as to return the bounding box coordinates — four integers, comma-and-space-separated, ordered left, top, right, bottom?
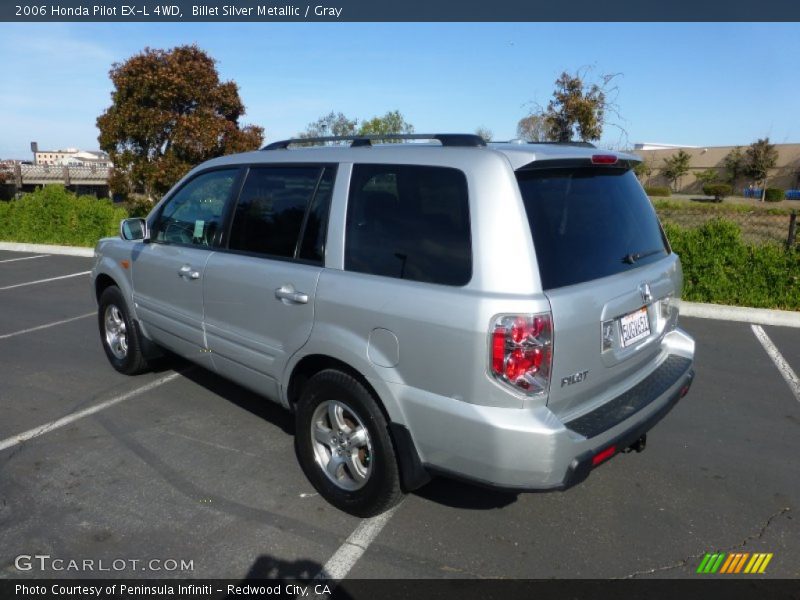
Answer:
94, 272, 118, 302
287, 354, 384, 414
286, 353, 431, 491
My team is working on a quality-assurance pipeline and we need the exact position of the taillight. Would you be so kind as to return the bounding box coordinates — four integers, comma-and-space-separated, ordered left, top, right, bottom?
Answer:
490, 313, 552, 395
591, 154, 618, 165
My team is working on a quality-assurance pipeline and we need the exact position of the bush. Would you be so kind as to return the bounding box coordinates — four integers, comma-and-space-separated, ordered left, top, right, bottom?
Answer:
664, 218, 800, 310
645, 186, 671, 197
123, 194, 155, 218
0, 186, 128, 247
702, 183, 732, 202
764, 187, 784, 202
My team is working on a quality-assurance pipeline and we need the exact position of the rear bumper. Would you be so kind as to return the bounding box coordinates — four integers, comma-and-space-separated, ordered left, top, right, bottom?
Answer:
396, 328, 695, 491
559, 365, 693, 491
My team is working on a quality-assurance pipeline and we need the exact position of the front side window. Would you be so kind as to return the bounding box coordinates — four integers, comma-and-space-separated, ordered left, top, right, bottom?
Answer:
345, 164, 472, 286
228, 166, 329, 260
152, 169, 237, 246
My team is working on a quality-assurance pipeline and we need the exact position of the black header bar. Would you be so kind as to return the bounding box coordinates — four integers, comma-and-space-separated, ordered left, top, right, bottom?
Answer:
3, 0, 799, 22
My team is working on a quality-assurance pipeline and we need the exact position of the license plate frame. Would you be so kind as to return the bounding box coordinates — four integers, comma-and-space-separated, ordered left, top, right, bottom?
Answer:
619, 306, 651, 348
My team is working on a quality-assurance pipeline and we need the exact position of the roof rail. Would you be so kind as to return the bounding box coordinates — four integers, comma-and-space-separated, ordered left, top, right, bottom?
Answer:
527, 141, 597, 148
261, 133, 486, 150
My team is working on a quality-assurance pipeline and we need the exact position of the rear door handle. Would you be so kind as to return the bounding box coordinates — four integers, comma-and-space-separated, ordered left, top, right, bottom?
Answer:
178, 264, 200, 280
275, 287, 309, 304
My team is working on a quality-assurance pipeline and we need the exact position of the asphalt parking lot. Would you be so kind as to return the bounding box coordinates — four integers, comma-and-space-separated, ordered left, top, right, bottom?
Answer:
0, 249, 798, 581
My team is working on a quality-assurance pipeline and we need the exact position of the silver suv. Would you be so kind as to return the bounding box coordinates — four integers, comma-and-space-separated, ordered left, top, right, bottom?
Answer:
92, 134, 695, 516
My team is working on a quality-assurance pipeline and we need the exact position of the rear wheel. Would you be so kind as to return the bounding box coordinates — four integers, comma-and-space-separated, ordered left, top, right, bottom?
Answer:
294, 369, 403, 516
98, 286, 149, 375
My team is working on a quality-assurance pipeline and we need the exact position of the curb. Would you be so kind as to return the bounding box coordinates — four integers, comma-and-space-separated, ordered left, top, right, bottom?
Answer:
0, 241, 94, 258
681, 301, 800, 328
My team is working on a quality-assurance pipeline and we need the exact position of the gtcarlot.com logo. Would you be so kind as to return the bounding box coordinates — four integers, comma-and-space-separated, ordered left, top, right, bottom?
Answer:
15, 554, 194, 573
696, 552, 773, 574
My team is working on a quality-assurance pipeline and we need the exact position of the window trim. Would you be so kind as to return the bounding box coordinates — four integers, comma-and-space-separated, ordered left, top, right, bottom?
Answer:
295, 167, 336, 263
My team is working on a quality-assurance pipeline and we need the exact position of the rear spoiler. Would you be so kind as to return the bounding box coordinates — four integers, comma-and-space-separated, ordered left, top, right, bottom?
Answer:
516, 156, 640, 171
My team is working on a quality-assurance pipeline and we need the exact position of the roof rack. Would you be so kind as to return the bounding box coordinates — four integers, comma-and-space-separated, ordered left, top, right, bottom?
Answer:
261, 133, 486, 150
494, 139, 597, 148
528, 141, 596, 148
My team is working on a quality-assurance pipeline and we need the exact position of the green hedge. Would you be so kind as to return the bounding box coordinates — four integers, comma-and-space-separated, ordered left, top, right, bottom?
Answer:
764, 187, 784, 202
0, 186, 127, 247
665, 218, 800, 310
645, 186, 671, 197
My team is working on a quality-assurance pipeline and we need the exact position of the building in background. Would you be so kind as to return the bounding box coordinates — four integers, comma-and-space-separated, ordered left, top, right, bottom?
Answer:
0, 143, 113, 199
634, 143, 800, 194
30, 142, 112, 167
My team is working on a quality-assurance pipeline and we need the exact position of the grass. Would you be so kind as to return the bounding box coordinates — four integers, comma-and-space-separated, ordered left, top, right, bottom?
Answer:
652, 197, 796, 215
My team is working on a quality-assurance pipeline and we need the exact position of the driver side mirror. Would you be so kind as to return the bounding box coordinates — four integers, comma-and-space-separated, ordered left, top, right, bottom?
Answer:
120, 218, 150, 242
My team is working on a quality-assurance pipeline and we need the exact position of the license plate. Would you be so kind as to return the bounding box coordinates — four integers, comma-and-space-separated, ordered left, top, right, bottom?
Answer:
619, 307, 651, 348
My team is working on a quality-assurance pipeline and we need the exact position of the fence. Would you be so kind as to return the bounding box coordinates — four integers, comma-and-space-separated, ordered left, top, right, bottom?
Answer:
656, 208, 798, 248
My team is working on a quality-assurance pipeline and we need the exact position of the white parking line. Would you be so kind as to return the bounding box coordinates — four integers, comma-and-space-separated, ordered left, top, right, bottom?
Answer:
0, 372, 183, 452
0, 271, 91, 290
752, 324, 800, 402
0, 312, 94, 340
0, 254, 50, 263
314, 504, 401, 581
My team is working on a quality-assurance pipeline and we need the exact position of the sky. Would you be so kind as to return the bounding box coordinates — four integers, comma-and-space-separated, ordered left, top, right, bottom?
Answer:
1, 22, 799, 159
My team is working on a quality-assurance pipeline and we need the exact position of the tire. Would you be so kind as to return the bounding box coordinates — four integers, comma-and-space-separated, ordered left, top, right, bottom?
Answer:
294, 369, 403, 517
98, 286, 149, 375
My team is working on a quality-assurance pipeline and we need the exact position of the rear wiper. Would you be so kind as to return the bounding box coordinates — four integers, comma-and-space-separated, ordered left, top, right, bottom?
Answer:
622, 248, 664, 264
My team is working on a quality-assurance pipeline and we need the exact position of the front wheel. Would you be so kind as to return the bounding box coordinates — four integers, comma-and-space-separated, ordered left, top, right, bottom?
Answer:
294, 369, 403, 516
98, 286, 149, 375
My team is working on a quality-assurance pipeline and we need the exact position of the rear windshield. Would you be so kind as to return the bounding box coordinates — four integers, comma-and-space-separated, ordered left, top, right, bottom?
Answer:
516, 166, 668, 290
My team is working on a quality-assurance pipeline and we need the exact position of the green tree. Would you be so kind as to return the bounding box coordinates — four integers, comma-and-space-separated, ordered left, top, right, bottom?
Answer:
745, 138, 779, 201
661, 149, 692, 192
474, 126, 493, 142
516, 113, 547, 142
542, 71, 618, 142
97, 45, 264, 199
357, 110, 414, 137
722, 146, 745, 191
299, 111, 358, 139
694, 168, 719, 187
633, 159, 652, 183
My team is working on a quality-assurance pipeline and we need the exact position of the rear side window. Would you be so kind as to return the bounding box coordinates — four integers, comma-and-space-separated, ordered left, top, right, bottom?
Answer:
345, 164, 471, 286
228, 166, 330, 261
517, 167, 668, 290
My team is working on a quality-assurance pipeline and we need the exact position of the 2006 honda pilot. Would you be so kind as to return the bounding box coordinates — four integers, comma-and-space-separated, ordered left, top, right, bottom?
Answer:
92, 134, 695, 516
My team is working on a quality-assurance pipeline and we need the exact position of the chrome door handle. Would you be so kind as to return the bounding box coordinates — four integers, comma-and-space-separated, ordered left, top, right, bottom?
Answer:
275, 287, 309, 304
178, 265, 200, 280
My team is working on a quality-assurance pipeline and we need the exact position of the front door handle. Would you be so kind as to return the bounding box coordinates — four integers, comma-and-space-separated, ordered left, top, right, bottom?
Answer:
178, 264, 200, 280
275, 286, 309, 304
